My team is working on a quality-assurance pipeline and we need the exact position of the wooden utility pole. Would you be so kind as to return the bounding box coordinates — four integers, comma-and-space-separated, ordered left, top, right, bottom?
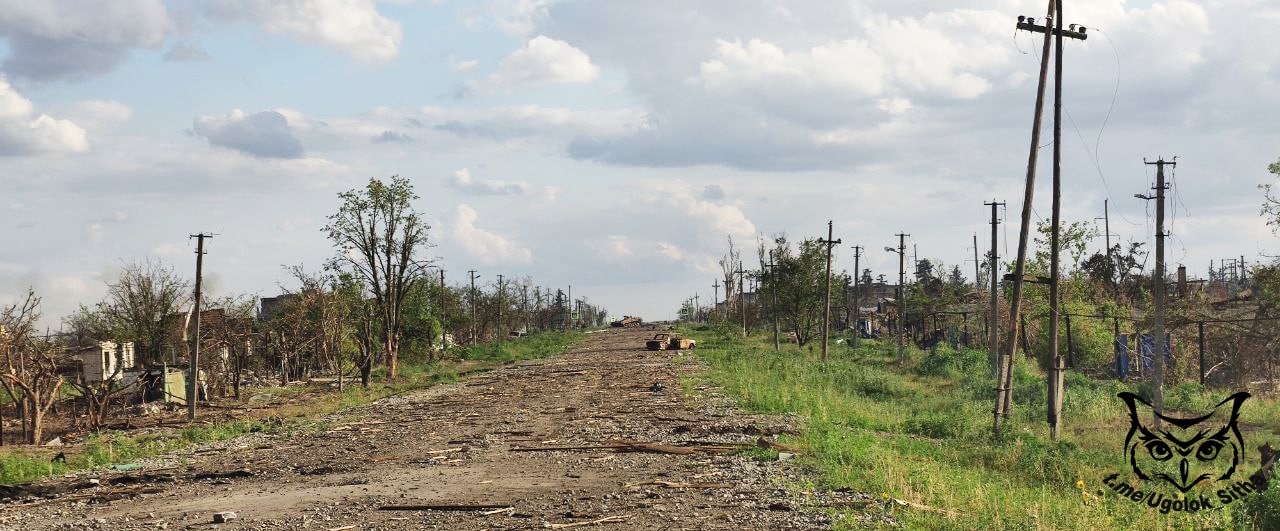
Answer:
496, 274, 504, 349
438, 268, 448, 350
818, 221, 842, 362
187, 233, 212, 421
985, 201, 1005, 377
737, 266, 746, 337
468, 270, 479, 345
850, 245, 862, 349
1138, 157, 1174, 428
889, 233, 909, 367
766, 251, 780, 351
712, 279, 720, 322
995, 3, 1087, 439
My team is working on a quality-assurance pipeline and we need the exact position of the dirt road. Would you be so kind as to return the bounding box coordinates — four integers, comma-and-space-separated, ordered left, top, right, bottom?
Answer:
1, 329, 847, 530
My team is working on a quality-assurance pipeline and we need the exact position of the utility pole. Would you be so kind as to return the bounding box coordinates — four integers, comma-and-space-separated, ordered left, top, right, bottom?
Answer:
887, 233, 909, 367
693, 293, 701, 321
818, 221, 842, 362
438, 268, 447, 350
985, 200, 1006, 377
1137, 157, 1174, 428
766, 251, 780, 351
1095, 199, 1113, 263
737, 265, 746, 337
995, 4, 1087, 439
972, 234, 981, 289
468, 270, 479, 345
567, 285, 572, 328
496, 274, 504, 350
712, 279, 720, 322
851, 245, 862, 349
187, 233, 212, 422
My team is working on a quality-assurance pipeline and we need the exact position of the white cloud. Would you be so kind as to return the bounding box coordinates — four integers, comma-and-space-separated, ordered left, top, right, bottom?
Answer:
449, 204, 533, 265
449, 57, 480, 72
446, 168, 558, 199
0, 0, 171, 80
492, 0, 549, 36
486, 36, 599, 88
205, 0, 403, 62
0, 77, 88, 156
192, 109, 303, 158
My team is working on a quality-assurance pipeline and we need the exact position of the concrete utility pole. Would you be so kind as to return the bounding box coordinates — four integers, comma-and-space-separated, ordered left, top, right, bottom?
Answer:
496, 274, 504, 349
972, 234, 981, 289
985, 201, 1006, 377
187, 233, 212, 421
1138, 157, 1174, 428
765, 251, 780, 351
468, 270, 479, 345
995, 3, 1087, 439
1095, 199, 1113, 263
818, 221, 842, 362
887, 233, 909, 367
712, 279, 720, 322
737, 265, 747, 337
851, 245, 863, 349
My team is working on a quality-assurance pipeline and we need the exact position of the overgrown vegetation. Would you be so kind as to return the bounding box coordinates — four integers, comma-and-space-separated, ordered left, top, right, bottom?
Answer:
0, 330, 581, 485
687, 326, 1280, 530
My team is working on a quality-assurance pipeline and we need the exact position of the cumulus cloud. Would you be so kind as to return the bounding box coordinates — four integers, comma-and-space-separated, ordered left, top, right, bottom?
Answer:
192, 109, 303, 158
0, 77, 88, 156
449, 204, 533, 265
204, 0, 403, 62
485, 36, 599, 88
0, 0, 171, 80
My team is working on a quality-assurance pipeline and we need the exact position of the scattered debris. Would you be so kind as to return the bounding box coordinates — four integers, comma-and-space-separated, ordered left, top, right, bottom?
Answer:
544, 514, 632, 529
623, 480, 735, 489
379, 503, 514, 511
212, 511, 237, 523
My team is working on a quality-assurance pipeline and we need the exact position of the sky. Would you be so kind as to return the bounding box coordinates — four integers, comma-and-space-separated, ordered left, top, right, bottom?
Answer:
1, 0, 1278, 325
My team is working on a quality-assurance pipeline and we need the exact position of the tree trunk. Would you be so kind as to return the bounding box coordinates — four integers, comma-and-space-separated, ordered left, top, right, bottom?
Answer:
384, 333, 398, 380
28, 401, 42, 445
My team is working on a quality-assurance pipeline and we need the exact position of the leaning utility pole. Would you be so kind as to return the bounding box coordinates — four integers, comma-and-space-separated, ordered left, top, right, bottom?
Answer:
850, 245, 863, 349
985, 200, 1006, 377
187, 233, 212, 421
468, 270, 479, 345
818, 221, 842, 362
1138, 157, 1174, 428
995, 3, 1087, 439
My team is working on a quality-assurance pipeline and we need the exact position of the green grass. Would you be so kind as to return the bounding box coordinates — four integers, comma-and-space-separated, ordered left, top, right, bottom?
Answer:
684, 324, 1280, 530
0, 330, 582, 486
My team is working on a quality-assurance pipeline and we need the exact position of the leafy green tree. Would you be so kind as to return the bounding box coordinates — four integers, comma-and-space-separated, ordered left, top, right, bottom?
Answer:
325, 176, 431, 380
1261, 159, 1280, 231
761, 237, 848, 347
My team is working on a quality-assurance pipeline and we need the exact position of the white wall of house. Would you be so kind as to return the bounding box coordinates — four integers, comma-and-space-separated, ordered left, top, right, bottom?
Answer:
74, 341, 136, 383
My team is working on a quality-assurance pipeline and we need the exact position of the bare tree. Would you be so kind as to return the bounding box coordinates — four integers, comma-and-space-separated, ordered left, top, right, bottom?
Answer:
325, 176, 431, 380
63, 305, 141, 431
0, 290, 64, 444
98, 260, 189, 364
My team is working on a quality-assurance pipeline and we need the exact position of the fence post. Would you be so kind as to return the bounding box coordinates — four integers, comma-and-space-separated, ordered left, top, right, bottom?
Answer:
1198, 321, 1206, 386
